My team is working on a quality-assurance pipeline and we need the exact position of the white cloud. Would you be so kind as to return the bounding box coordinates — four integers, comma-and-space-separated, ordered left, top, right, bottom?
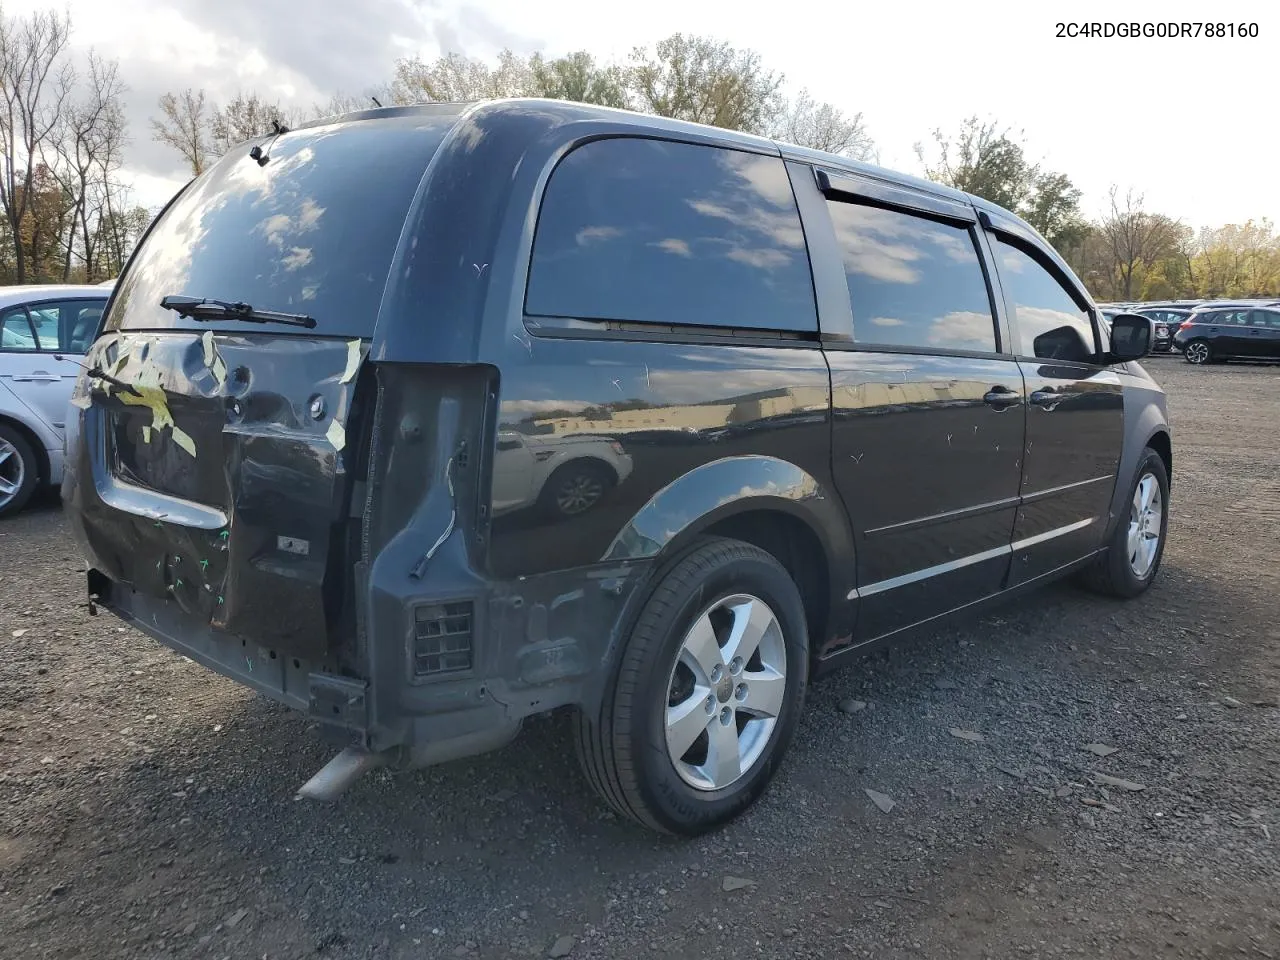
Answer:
652, 237, 692, 257
10, 0, 1268, 229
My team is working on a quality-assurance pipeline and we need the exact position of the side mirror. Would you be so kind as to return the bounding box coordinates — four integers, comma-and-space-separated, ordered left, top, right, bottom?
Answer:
1107, 313, 1151, 362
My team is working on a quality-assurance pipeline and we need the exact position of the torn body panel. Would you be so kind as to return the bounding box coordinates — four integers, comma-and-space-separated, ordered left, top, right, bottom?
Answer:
64, 330, 367, 662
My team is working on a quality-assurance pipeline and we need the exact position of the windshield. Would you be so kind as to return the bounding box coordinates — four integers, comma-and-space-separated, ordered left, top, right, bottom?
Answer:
107, 113, 457, 338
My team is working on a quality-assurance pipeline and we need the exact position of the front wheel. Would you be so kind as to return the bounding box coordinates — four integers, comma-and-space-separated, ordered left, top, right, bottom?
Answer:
575, 538, 809, 835
1078, 448, 1169, 598
1184, 339, 1212, 364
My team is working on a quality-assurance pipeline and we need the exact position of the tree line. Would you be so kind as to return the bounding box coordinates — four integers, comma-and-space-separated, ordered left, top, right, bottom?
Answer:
154, 43, 1278, 303
4, 4, 1273, 301
0, 9, 150, 285
915, 118, 1279, 300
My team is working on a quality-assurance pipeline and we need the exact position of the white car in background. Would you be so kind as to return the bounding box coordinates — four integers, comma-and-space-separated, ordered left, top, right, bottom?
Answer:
0, 284, 111, 517
491, 431, 634, 519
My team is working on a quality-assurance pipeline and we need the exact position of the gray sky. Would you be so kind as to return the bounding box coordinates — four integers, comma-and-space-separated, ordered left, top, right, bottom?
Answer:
10, 0, 1276, 229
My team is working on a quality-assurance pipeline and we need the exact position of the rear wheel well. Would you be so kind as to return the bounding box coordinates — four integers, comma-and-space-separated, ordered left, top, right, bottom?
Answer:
700, 510, 829, 659
1147, 430, 1172, 485
0, 415, 49, 485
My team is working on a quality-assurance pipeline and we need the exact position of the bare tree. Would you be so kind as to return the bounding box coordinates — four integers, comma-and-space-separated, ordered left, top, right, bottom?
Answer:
53, 51, 126, 280
775, 89, 873, 159
1101, 187, 1181, 300
392, 49, 532, 103
0, 8, 73, 282
210, 91, 290, 153
151, 88, 211, 176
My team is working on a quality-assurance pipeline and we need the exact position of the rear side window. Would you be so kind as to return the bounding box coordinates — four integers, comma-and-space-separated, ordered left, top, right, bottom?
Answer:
526, 138, 816, 333
1252, 310, 1280, 328
994, 239, 1098, 363
107, 115, 456, 337
826, 201, 996, 353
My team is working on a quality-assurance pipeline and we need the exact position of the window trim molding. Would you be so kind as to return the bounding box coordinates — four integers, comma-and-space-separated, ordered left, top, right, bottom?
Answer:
521, 133, 820, 338
816, 168, 978, 226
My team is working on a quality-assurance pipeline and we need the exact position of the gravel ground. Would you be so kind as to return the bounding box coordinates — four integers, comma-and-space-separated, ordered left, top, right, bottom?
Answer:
2, 357, 1279, 960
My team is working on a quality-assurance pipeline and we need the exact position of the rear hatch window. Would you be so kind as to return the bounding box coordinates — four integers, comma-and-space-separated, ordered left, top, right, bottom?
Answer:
106, 113, 458, 338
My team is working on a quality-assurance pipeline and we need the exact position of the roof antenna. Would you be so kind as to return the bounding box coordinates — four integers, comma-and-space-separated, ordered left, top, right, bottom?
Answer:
249, 117, 290, 167
371, 96, 383, 108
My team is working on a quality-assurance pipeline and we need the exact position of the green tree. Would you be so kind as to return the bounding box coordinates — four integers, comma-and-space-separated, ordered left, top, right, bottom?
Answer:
529, 51, 629, 108
628, 33, 783, 135
916, 117, 1084, 249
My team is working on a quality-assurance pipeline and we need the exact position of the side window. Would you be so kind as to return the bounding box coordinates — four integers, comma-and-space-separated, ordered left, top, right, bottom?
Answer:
825, 201, 997, 353
1252, 310, 1280, 329
994, 239, 1098, 363
27, 305, 62, 350
0, 307, 38, 352
65, 303, 104, 353
526, 138, 816, 332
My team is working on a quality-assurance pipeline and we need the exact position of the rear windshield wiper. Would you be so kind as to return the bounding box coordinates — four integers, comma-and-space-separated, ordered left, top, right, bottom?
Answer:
159, 295, 316, 329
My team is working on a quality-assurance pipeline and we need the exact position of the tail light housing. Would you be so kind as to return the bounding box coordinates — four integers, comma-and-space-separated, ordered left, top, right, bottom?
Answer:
1178, 319, 1194, 330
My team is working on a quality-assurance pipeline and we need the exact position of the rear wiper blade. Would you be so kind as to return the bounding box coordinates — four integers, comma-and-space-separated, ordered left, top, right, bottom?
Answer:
159, 295, 316, 329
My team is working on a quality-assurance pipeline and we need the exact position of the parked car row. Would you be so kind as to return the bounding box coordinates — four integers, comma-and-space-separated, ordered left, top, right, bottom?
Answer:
1097, 298, 1280, 364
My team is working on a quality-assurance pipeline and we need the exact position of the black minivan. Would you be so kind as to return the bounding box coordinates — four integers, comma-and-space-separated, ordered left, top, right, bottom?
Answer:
63, 100, 1170, 835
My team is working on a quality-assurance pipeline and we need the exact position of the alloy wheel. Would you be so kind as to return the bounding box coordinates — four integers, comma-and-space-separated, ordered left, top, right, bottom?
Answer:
1185, 342, 1210, 364
0, 437, 26, 510
664, 593, 787, 791
555, 472, 605, 515
1127, 472, 1163, 578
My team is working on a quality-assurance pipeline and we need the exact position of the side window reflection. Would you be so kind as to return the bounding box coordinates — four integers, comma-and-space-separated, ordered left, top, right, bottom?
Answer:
995, 239, 1097, 363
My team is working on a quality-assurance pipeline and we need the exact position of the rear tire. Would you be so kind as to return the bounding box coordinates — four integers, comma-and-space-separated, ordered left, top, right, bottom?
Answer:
575, 538, 809, 835
1078, 448, 1168, 598
1183, 339, 1212, 364
0, 425, 39, 518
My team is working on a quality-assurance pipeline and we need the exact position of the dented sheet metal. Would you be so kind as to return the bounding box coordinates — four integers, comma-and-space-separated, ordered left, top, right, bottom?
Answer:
63, 330, 367, 660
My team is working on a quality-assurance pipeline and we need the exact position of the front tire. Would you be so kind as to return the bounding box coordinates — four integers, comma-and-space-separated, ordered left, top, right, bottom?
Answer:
0, 425, 39, 518
575, 538, 809, 835
1079, 447, 1169, 598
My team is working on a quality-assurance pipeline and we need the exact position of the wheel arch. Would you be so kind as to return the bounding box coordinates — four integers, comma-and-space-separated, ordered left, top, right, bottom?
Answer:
0, 412, 50, 486
1103, 391, 1172, 541
546, 453, 621, 484
599, 455, 855, 664
1147, 428, 1172, 487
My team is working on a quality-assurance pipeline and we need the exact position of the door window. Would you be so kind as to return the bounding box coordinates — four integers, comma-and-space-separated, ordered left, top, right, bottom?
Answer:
825, 200, 997, 353
994, 239, 1098, 363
